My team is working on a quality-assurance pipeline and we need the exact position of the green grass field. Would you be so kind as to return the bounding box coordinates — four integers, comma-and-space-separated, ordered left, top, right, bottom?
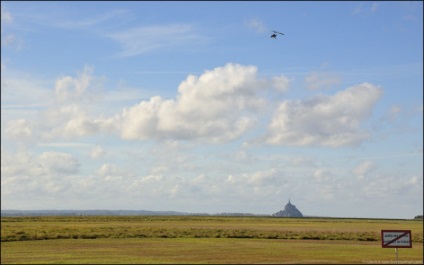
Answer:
1, 216, 423, 264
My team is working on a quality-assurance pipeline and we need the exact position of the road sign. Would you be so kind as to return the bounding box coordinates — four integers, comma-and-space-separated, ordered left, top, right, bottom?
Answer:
381, 230, 412, 248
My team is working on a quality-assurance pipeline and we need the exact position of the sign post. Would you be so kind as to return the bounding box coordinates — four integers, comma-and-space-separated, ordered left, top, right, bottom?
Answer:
381, 230, 412, 264
395, 248, 398, 264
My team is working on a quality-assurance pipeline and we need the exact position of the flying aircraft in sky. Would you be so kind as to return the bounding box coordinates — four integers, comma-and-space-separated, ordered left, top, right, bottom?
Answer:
270, 31, 284, 39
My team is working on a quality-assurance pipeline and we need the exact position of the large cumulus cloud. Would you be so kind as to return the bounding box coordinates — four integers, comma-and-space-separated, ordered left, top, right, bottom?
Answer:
117, 63, 289, 142
265, 82, 382, 147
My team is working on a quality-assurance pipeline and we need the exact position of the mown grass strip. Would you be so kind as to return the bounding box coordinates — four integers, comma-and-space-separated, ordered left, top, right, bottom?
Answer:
2, 238, 423, 264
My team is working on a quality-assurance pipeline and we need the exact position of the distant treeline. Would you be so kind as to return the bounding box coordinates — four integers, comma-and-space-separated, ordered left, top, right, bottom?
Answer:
0, 210, 268, 217
1, 210, 203, 217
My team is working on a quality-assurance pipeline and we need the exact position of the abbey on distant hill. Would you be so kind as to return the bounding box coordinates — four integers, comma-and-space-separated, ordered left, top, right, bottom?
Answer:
273, 199, 303, 217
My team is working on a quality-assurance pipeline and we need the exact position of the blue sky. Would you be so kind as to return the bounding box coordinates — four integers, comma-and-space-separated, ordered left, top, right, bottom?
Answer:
1, 1, 422, 218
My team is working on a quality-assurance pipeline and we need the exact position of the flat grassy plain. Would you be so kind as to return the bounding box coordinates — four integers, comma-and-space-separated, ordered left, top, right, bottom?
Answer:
1, 216, 423, 264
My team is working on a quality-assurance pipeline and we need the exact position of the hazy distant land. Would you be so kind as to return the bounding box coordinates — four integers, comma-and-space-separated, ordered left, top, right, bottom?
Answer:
2, 210, 422, 219
0, 209, 261, 217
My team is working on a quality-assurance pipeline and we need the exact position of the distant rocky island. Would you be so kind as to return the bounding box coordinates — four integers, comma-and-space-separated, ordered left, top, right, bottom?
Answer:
273, 199, 303, 217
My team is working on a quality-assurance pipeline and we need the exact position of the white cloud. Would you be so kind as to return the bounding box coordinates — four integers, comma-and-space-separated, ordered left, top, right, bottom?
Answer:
1, 149, 79, 197
289, 156, 317, 168
41, 104, 103, 140
1, 8, 13, 24
1, 8, 24, 50
352, 2, 380, 15
353, 161, 376, 179
22, 66, 112, 141
244, 18, 267, 33
265, 82, 382, 147
90, 145, 106, 159
1, 149, 83, 202
54, 65, 104, 103
227, 168, 280, 186
305, 72, 342, 90
61, 115, 102, 137
38, 142, 94, 148
109, 24, 208, 57
39, 152, 80, 174
387, 105, 402, 120
272, 76, 291, 92
312, 168, 334, 183
96, 163, 121, 177
56, 9, 129, 29
361, 173, 422, 200
4, 119, 33, 139
116, 63, 288, 142
2, 66, 138, 143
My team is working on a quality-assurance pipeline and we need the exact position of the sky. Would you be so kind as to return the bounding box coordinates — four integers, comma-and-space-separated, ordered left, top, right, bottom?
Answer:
1, 1, 423, 219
